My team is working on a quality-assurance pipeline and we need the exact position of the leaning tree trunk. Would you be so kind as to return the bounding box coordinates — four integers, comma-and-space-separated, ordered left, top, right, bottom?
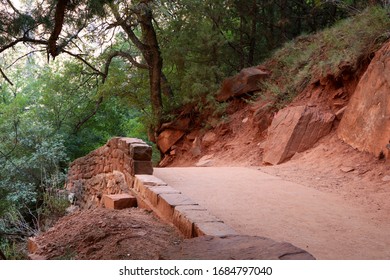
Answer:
247, 0, 258, 66
111, 1, 168, 140
137, 1, 164, 135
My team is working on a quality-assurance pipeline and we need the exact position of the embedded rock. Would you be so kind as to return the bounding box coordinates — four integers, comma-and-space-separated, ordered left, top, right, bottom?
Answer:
253, 102, 275, 133
216, 66, 269, 102
160, 118, 191, 131
202, 131, 217, 147
103, 194, 137, 210
338, 42, 390, 159
263, 106, 335, 165
160, 235, 315, 260
27, 237, 39, 254
196, 154, 214, 167
157, 129, 185, 154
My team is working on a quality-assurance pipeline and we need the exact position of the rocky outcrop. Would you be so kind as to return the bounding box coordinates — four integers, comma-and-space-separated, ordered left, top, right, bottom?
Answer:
66, 137, 153, 209
216, 66, 269, 102
253, 102, 275, 133
263, 106, 335, 165
157, 129, 185, 154
338, 42, 390, 159
160, 235, 315, 260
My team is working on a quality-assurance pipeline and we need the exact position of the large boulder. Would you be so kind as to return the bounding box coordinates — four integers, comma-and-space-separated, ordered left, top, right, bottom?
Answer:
160, 235, 315, 260
216, 66, 269, 102
157, 129, 185, 154
338, 42, 390, 159
263, 106, 335, 165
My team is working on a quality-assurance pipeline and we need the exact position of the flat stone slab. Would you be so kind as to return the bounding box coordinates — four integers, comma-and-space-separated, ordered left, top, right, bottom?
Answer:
135, 175, 168, 186
194, 221, 238, 237
157, 193, 198, 219
103, 194, 137, 210
160, 235, 316, 260
130, 144, 152, 161
173, 207, 222, 238
143, 185, 181, 207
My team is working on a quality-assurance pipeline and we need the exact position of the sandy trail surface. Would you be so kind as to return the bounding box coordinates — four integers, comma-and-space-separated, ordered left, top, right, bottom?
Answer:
154, 167, 390, 260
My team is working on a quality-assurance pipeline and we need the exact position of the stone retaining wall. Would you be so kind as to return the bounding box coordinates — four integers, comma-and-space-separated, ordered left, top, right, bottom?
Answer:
66, 137, 153, 209
65, 137, 237, 238
132, 175, 237, 238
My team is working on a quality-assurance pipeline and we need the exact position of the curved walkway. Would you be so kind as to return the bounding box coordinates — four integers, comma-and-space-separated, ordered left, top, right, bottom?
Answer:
154, 167, 390, 260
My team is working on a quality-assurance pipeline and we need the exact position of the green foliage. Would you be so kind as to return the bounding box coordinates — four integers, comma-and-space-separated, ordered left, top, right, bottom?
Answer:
39, 190, 69, 225
0, 239, 28, 260
0, 206, 37, 259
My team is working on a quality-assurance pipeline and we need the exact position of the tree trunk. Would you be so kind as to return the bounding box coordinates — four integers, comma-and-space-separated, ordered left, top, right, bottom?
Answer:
247, 0, 258, 66
137, 1, 164, 132
112, 1, 166, 137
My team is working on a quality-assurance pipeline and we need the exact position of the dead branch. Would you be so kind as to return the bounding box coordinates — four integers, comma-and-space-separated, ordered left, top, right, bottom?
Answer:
0, 67, 14, 85
73, 96, 103, 133
6, 49, 45, 69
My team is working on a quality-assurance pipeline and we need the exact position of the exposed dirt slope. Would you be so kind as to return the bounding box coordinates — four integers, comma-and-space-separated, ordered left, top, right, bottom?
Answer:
30, 208, 183, 260
257, 137, 390, 229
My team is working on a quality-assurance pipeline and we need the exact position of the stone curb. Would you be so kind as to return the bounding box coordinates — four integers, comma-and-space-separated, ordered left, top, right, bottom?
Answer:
131, 174, 238, 238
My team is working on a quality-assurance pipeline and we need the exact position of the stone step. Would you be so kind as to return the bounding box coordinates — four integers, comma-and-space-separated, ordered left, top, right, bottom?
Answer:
103, 194, 137, 210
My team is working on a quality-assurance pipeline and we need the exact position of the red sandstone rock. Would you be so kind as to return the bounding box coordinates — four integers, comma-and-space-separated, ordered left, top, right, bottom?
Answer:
160, 118, 191, 131
157, 129, 185, 154
160, 235, 316, 260
172, 206, 225, 238
157, 193, 198, 220
202, 131, 217, 147
103, 194, 137, 210
216, 66, 269, 102
338, 42, 390, 159
133, 161, 153, 175
263, 105, 335, 165
130, 144, 152, 161
253, 102, 274, 133
27, 237, 39, 254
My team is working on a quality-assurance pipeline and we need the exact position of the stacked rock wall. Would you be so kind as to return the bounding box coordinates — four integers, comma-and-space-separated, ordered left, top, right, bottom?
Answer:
66, 137, 153, 209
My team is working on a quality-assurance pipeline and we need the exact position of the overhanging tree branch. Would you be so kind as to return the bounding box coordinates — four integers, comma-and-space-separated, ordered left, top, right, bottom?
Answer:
6, 49, 45, 69
62, 50, 105, 77
6, 0, 22, 15
48, 0, 69, 58
103, 50, 149, 82
0, 37, 47, 54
